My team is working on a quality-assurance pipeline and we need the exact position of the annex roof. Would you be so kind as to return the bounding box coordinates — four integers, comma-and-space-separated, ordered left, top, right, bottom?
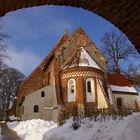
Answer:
107, 73, 138, 93
107, 73, 132, 87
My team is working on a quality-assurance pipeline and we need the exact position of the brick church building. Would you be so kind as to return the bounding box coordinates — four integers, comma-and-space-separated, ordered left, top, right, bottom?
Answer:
12, 28, 139, 121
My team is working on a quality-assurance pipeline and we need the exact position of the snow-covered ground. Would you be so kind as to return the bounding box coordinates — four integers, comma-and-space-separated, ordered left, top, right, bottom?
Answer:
7, 119, 57, 140
8, 113, 140, 140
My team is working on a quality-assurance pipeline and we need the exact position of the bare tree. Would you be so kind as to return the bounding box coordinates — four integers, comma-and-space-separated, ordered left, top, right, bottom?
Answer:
0, 18, 9, 69
101, 29, 138, 72
122, 63, 140, 93
0, 18, 10, 120
0, 67, 25, 120
122, 63, 140, 77
101, 29, 140, 95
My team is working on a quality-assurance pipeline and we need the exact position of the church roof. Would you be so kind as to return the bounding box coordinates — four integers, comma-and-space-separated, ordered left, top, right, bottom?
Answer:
62, 47, 102, 70
18, 27, 105, 95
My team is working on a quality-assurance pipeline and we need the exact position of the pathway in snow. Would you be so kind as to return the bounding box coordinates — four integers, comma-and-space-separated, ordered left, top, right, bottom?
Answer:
1, 122, 21, 140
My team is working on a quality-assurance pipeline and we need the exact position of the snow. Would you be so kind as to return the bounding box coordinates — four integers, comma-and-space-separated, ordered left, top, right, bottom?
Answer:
9, 115, 20, 121
107, 86, 114, 104
7, 121, 19, 130
63, 47, 102, 70
79, 47, 102, 70
111, 85, 137, 93
43, 107, 55, 110
8, 119, 57, 140
8, 113, 140, 140
44, 114, 140, 140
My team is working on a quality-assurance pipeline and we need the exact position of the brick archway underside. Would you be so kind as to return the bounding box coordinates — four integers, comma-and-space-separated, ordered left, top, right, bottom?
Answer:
0, 0, 140, 53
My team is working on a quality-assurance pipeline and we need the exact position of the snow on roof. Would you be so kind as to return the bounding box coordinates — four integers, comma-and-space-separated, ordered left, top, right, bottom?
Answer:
43, 107, 58, 110
63, 47, 102, 70
78, 47, 101, 70
108, 73, 138, 93
111, 85, 137, 93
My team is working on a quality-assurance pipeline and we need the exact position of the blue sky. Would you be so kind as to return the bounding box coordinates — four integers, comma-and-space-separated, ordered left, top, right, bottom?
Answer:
2, 5, 140, 76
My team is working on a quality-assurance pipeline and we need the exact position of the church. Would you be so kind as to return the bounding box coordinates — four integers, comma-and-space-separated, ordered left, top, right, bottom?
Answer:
12, 28, 139, 121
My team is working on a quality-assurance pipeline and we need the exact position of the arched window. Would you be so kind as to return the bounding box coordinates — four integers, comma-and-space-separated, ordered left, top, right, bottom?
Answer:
68, 79, 76, 102
33, 105, 39, 113
87, 81, 92, 93
86, 78, 95, 102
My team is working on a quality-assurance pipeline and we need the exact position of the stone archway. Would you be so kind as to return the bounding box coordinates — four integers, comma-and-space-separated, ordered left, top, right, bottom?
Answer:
0, 0, 140, 53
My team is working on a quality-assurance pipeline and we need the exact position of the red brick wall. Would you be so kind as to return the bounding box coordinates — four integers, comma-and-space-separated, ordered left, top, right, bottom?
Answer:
16, 32, 68, 101
17, 58, 55, 99
60, 67, 104, 108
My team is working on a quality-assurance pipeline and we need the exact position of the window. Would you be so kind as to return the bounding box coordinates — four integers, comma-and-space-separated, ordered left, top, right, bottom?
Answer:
87, 81, 92, 93
68, 79, 75, 94
86, 78, 95, 102
68, 79, 76, 102
33, 105, 39, 113
117, 98, 122, 109
71, 84, 75, 93
41, 91, 45, 97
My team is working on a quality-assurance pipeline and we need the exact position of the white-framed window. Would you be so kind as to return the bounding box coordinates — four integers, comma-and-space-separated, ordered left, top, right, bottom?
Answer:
86, 78, 95, 102
68, 78, 76, 102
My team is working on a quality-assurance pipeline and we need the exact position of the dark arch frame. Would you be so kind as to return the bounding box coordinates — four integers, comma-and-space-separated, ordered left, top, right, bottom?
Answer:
0, 0, 140, 53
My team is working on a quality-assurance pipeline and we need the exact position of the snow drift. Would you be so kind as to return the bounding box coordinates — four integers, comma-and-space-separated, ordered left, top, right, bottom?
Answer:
8, 113, 140, 140
8, 119, 57, 140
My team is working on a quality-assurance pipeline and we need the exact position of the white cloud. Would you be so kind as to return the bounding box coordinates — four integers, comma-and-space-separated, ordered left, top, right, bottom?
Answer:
2, 6, 73, 76
4, 46, 42, 76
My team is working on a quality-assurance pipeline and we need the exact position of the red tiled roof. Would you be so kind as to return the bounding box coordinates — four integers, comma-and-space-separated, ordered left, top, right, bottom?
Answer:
107, 73, 132, 87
